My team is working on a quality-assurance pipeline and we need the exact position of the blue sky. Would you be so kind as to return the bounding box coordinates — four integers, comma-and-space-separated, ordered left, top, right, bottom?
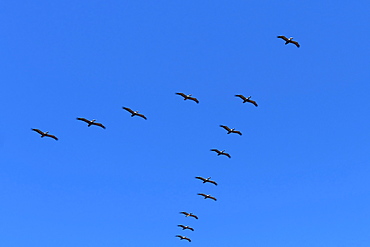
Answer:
1, 0, 370, 246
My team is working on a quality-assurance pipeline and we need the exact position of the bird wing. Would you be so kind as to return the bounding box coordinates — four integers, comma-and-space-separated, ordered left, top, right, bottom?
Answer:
233, 130, 242, 136
46, 134, 58, 140
32, 128, 44, 135
175, 235, 182, 238
209, 196, 217, 201
209, 180, 218, 186
190, 214, 198, 219
93, 122, 106, 129
223, 152, 231, 158
180, 211, 188, 215
220, 125, 231, 131
195, 176, 206, 182
210, 149, 220, 154
247, 99, 258, 107
235, 94, 247, 101
188, 227, 194, 231
197, 193, 207, 197
176, 92, 187, 98
122, 107, 135, 114
76, 117, 90, 123
189, 97, 199, 103
277, 35, 289, 41
185, 237, 191, 242
177, 225, 185, 229
291, 40, 300, 47
137, 113, 147, 120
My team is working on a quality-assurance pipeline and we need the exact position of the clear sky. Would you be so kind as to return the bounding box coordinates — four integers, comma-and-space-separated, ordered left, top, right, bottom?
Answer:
1, 0, 370, 246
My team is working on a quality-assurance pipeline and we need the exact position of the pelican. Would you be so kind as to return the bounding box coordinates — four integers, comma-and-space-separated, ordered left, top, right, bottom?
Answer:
195, 176, 218, 186
210, 149, 231, 158
177, 225, 194, 231
122, 107, 147, 120
220, 125, 242, 135
235, 94, 258, 107
180, 212, 198, 219
76, 118, 106, 129
277, 35, 300, 47
197, 193, 217, 201
176, 235, 191, 242
175, 93, 199, 103
31, 129, 58, 140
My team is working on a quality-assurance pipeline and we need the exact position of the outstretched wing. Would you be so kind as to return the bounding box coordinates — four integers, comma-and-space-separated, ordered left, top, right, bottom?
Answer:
233, 130, 242, 136
235, 94, 247, 101
93, 122, 106, 129
247, 99, 258, 107
122, 107, 135, 114
175, 235, 183, 239
136, 113, 147, 120
46, 134, 58, 140
177, 225, 186, 229
185, 237, 192, 242
223, 152, 231, 158
76, 117, 90, 123
291, 40, 300, 47
180, 211, 188, 216
209, 180, 218, 186
176, 92, 187, 98
32, 128, 44, 135
277, 35, 289, 41
220, 125, 231, 132
190, 214, 198, 219
210, 149, 220, 154
197, 193, 207, 197
188, 227, 194, 231
209, 196, 217, 201
189, 97, 199, 104
195, 176, 206, 182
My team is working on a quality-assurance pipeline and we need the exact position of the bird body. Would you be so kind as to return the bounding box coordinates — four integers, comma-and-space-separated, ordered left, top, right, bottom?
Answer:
122, 107, 147, 120
177, 225, 194, 231
77, 118, 106, 129
277, 35, 300, 47
195, 176, 218, 185
176, 235, 191, 242
176, 92, 199, 103
197, 193, 217, 201
220, 125, 242, 135
180, 211, 198, 219
235, 95, 258, 106
31, 129, 58, 140
210, 149, 231, 158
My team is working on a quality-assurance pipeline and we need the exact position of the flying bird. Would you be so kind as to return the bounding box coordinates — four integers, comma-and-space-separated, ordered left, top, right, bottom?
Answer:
122, 107, 147, 120
180, 212, 198, 219
176, 235, 191, 242
235, 94, 258, 107
195, 176, 218, 186
31, 129, 58, 140
220, 125, 242, 135
277, 35, 300, 47
176, 93, 199, 103
197, 193, 217, 201
210, 149, 231, 158
177, 225, 194, 231
76, 118, 106, 129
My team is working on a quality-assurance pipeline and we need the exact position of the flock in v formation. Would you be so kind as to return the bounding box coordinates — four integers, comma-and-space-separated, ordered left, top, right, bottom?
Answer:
31, 35, 299, 243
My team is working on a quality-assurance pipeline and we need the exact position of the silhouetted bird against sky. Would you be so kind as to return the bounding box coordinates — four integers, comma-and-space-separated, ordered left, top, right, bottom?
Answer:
220, 125, 242, 135
197, 193, 217, 201
31, 129, 58, 140
177, 225, 194, 231
176, 235, 191, 242
180, 212, 198, 219
210, 149, 231, 158
235, 94, 258, 107
76, 118, 106, 129
122, 107, 147, 120
195, 176, 218, 186
175, 92, 199, 103
277, 35, 300, 47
